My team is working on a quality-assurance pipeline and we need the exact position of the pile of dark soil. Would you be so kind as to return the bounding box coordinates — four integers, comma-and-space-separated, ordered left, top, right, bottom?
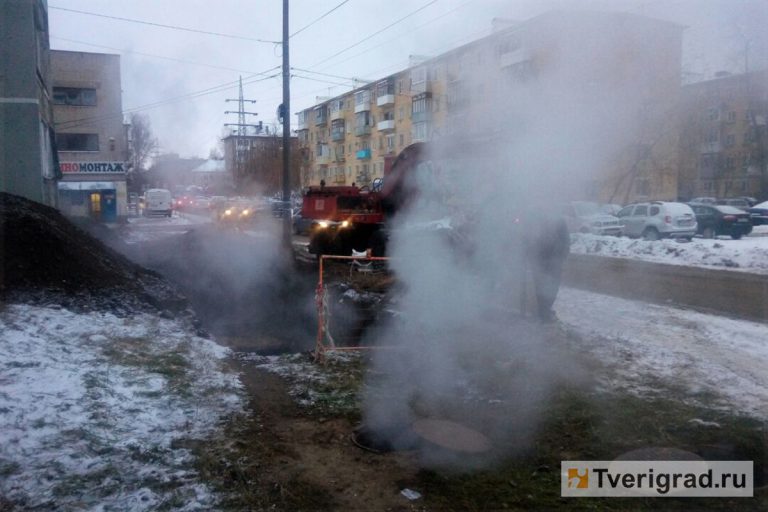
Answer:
0, 192, 186, 315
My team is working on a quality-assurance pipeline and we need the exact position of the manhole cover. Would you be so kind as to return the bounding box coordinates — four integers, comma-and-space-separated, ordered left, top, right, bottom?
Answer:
411, 419, 491, 453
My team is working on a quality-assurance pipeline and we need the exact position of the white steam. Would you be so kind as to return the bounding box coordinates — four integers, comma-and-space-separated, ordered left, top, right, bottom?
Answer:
362, 12, 676, 466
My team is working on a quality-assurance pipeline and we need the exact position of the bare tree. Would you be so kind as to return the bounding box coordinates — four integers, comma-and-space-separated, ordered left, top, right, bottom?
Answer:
128, 113, 158, 172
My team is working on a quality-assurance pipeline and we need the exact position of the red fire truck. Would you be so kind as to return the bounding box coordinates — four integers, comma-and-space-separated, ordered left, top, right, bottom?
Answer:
302, 143, 427, 257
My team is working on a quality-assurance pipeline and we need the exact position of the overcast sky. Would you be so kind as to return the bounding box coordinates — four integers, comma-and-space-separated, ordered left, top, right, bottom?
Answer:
48, 0, 768, 159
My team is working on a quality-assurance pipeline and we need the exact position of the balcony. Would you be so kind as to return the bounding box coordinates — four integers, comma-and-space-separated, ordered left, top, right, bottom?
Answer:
354, 90, 371, 113
355, 125, 371, 136
412, 111, 432, 123
334, 150, 345, 163
356, 148, 371, 160
377, 119, 395, 132
315, 144, 331, 165
377, 94, 395, 107
314, 105, 327, 126
499, 47, 530, 68
330, 100, 345, 121
331, 129, 345, 142
411, 80, 434, 95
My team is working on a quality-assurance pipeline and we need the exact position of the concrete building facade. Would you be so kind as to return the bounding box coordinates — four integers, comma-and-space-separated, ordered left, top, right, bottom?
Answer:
222, 133, 302, 195
0, 0, 58, 205
297, 11, 684, 204
678, 69, 768, 200
51, 50, 128, 222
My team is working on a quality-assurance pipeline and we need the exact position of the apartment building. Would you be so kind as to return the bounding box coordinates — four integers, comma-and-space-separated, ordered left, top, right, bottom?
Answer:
51, 50, 128, 222
296, 11, 683, 203
678, 69, 768, 200
222, 133, 302, 195
0, 0, 58, 206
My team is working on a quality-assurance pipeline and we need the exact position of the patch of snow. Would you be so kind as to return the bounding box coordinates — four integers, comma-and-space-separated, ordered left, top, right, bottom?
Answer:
570, 233, 768, 273
688, 418, 721, 428
0, 304, 242, 510
556, 287, 768, 419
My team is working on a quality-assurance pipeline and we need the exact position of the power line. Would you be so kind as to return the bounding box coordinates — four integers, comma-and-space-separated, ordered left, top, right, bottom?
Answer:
314, 0, 479, 72
290, 0, 351, 38
50, 35, 266, 75
292, 74, 357, 88
49, 5, 280, 44
308, 0, 440, 68
291, 67, 371, 83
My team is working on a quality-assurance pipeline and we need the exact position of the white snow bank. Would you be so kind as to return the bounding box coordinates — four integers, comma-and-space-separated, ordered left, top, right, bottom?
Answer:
556, 287, 768, 419
570, 233, 768, 274
0, 304, 242, 510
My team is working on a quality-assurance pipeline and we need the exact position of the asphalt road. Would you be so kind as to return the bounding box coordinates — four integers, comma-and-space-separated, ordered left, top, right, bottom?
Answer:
126, 213, 768, 322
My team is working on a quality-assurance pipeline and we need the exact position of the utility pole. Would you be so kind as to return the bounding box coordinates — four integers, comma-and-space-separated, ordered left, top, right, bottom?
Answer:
281, 0, 292, 250
225, 76, 259, 191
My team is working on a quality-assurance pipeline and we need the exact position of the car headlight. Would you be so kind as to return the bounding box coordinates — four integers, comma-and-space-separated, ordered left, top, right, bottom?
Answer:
224, 209, 232, 216
318, 221, 329, 229
241, 209, 249, 216
340, 220, 350, 228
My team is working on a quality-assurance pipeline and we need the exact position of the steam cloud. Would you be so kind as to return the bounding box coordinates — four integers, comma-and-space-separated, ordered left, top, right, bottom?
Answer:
361, 14, 671, 467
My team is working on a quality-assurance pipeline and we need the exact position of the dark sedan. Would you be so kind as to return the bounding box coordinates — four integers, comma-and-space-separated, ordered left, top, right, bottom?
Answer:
747, 200, 768, 226
689, 204, 753, 239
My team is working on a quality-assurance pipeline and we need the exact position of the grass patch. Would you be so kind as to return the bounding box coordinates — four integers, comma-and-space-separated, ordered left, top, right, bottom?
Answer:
101, 337, 193, 395
188, 413, 338, 511
413, 389, 767, 511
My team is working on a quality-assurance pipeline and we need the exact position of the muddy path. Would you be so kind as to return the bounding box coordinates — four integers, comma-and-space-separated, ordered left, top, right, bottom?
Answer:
109, 224, 427, 508
220, 360, 423, 511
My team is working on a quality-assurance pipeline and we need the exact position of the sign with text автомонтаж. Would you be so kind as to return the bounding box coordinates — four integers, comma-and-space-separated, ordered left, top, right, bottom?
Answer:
60, 162, 126, 174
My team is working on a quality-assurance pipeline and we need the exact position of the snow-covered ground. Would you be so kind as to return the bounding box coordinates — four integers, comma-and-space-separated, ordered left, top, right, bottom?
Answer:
0, 304, 242, 510
556, 287, 768, 419
570, 229, 768, 273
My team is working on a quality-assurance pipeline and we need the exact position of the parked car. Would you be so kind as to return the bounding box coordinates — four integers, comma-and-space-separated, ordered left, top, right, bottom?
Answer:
747, 200, 768, 225
689, 197, 717, 205
144, 189, 173, 217
600, 203, 623, 216
566, 201, 623, 236
716, 198, 751, 210
689, 203, 753, 239
616, 201, 697, 240
738, 196, 759, 207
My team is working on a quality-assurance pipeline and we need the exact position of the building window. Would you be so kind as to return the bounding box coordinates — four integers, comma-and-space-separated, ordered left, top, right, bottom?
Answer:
386, 134, 395, 150
53, 87, 97, 106
56, 133, 99, 151
725, 134, 735, 147
399, 134, 404, 147
726, 111, 736, 122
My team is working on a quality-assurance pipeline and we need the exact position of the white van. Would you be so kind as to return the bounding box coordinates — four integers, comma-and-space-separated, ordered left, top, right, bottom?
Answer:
144, 189, 173, 217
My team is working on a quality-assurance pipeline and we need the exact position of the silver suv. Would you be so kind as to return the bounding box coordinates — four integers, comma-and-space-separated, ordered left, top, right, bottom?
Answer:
617, 201, 697, 240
